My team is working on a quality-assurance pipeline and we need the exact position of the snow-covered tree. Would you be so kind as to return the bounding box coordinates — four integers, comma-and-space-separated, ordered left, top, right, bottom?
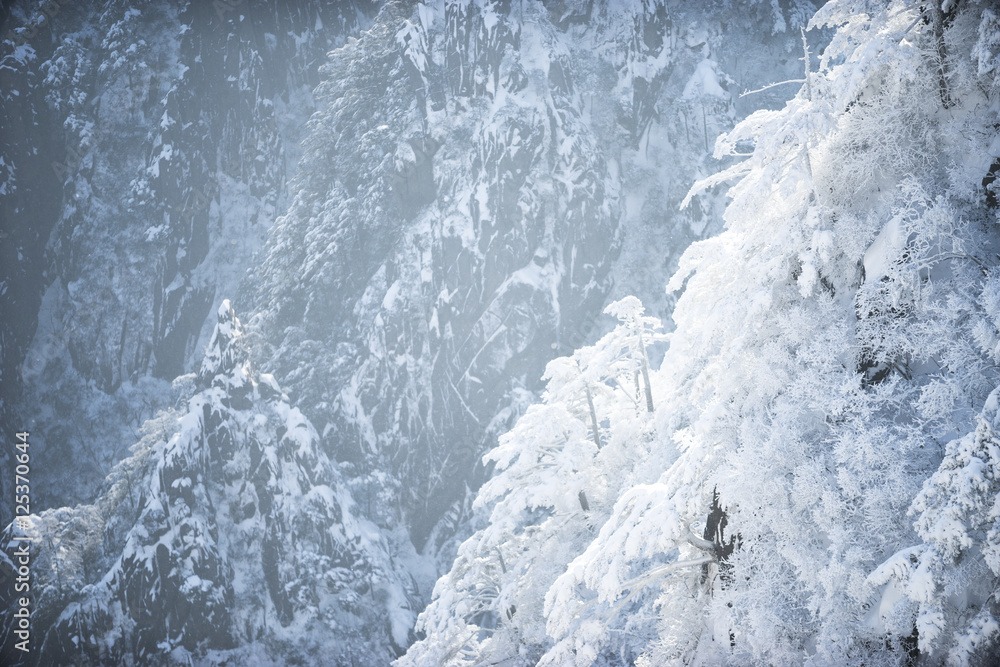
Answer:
400, 297, 668, 666
406, 1, 1000, 665
1, 302, 415, 665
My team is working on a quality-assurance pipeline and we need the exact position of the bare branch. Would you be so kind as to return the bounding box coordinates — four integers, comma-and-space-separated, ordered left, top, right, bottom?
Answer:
684, 523, 718, 553
739, 79, 806, 98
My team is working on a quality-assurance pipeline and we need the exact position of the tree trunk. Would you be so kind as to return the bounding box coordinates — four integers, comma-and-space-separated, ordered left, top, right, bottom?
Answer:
584, 381, 602, 448
638, 328, 655, 413
929, 3, 953, 109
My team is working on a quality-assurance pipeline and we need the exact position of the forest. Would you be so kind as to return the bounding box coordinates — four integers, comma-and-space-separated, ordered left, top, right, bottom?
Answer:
3, 0, 1000, 665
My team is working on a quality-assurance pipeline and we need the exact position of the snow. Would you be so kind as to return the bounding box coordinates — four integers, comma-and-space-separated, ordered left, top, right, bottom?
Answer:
148, 142, 173, 178
17, 1, 1000, 665
683, 59, 728, 100
863, 215, 907, 281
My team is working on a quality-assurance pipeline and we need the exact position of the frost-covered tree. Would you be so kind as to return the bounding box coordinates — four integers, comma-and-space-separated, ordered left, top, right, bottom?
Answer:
1, 302, 414, 665
400, 298, 668, 666
870, 385, 1000, 665
404, 1, 1000, 665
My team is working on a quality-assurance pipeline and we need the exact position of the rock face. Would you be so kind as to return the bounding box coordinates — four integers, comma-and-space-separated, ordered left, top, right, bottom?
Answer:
0, 0, 814, 663
0, 0, 377, 510
253, 0, 812, 561
254, 0, 630, 553
0, 2, 78, 492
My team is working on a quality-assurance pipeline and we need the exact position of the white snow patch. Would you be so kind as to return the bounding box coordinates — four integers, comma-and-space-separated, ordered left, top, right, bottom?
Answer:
863, 215, 907, 281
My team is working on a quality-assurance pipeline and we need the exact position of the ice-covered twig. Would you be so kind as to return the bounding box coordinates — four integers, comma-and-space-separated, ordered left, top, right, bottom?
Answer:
739, 79, 806, 98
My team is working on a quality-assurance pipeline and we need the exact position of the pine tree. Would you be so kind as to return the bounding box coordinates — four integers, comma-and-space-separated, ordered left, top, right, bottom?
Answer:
1, 302, 414, 665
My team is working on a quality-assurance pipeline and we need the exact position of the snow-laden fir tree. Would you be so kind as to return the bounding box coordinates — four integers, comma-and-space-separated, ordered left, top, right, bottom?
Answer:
403, 1, 1000, 665
0, 302, 414, 666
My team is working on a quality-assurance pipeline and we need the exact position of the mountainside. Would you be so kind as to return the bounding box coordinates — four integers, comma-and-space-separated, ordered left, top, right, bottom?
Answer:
0, 0, 900, 664
250, 0, 815, 563
0, 0, 377, 511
